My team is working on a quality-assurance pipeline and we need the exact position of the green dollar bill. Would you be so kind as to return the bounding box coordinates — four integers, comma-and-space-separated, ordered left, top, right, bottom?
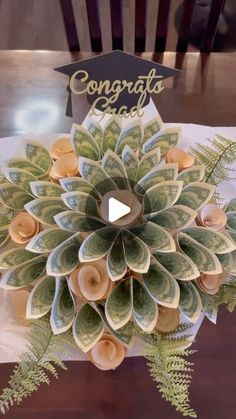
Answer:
179, 281, 202, 323
217, 250, 236, 275
46, 232, 81, 276
26, 227, 73, 253
154, 251, 199, 281
130, 221, 175, 252
102, 116, 121, 152
61, 191, 99, 216
225, 198, 236, 213
177, 165, 205, 187
4, 167, 36, 195
123, 231, 150, 273
26, 275, 55, 319
136, 148, 161, 181
121, 145, 139, 183
30, 181, 63, 197
135, 163, 178, 194
25, 141, 52, 173
50, 278, 75, 334
195, 285, 217, 324
60, 177, 99, 199
102, 150, 130, 190
105, 277, 133, 330
79, 157, 118, 195
226, 212, 236, 232
73, 303, 104, 352
143, 115, 163, 142
176, 182, 215, 210
25, 197, 67, 225
0, 255, 47, 288
142, 127, 181, 155
71, 123, 100, 160
0, 247, 38, 269
79, 226, 119, 262
93, 303, 135, 349
0, 228, 9, 248
54, 211, 106, 232
87, 120, 103, 150
145, 205, 197, 229
143, 259, 180, 308
143, 180, 183, 214
107, 233, 127, 281
115, 122, 143, 155
178, 232, 222, 274
183, 226, 236, 254
0, 183, 32, 210
133, 278, 158, 332
8, 158, 45, 177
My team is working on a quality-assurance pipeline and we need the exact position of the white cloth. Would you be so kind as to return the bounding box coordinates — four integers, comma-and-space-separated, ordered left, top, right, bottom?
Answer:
0, 99, 236, 362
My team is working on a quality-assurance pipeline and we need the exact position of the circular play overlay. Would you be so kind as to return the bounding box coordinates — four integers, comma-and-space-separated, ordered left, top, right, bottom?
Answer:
84, 176, 152, 238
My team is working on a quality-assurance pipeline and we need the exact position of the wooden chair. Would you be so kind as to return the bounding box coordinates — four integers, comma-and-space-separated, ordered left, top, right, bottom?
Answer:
60, 0, 225, 53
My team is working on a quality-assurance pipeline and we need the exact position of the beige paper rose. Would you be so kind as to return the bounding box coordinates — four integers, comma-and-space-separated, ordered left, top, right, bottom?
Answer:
50, 152, 79, 181
197, 272, 227, 295
156, 306, 180, 332
69, 259, 112, 301
9, 289, 30, 326
9, 212, 41, 244
50, 136, 74, 160
196, 204, 227, 231
165, 147, 195, 171
88, 333, 126, 370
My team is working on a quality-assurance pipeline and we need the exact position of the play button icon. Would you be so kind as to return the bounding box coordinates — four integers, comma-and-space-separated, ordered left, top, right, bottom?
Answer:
108, 197, 131, 223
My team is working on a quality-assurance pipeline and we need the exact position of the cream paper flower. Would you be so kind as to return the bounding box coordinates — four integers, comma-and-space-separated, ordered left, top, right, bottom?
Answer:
9, 212, 41, 244
88, 333, 126, 370
165, 147, 195, 171
69, 259, 112, 301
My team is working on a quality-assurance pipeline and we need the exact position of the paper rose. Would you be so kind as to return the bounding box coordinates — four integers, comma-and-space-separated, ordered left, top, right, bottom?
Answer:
50, 135, 74, 160
69, 259, 112, 301
165, 147, 195, 171
197, 203, 227, 231
9, 212, 41, 244
0, 117, 236, 358
87, 333, 126, 370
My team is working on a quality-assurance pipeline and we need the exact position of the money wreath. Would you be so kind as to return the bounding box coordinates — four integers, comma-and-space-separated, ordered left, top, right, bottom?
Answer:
0, 114, 236, 416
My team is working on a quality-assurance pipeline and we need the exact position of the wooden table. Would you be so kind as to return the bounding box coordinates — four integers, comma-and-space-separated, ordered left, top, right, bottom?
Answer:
0, 51, 236, 419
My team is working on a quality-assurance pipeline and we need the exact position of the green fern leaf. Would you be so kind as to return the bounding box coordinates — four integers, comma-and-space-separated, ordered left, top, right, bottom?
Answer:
138, 325, 197, 418
191, 135, 236, 188
0, 317, 77, 414
213, 278, 236, 312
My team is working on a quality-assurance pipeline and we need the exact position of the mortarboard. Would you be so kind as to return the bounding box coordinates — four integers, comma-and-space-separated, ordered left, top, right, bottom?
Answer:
54, 50, 181, 117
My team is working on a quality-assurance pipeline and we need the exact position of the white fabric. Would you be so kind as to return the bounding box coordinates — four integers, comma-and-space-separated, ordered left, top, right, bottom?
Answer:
0, 99, 236, 362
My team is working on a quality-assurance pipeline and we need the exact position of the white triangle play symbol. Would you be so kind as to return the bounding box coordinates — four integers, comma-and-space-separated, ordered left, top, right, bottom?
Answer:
108, 197, 131, 223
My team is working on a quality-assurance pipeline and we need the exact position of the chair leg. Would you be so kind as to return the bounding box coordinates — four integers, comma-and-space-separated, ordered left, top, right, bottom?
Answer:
59, 0, 80, 51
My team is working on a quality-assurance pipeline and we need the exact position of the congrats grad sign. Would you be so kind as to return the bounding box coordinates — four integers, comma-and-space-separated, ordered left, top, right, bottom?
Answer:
55, 50, 180, 119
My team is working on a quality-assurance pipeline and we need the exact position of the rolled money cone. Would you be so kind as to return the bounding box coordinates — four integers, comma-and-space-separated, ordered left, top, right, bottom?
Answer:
165, 148, 195, 171
9, 212, 41, 244
196, 204, 227, 231
87, 333, 126, 370
51, 136, 73, 160
9, 289, 30, 326
155, 306, 180, 332
50, 152, 79, 180
69, 259, 112, 301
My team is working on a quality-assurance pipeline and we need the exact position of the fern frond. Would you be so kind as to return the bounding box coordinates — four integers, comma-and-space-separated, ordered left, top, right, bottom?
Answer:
0, 317, 77, 414
138, 325, 197, 418
213, 278, 236, 312
191, 135, 236, 189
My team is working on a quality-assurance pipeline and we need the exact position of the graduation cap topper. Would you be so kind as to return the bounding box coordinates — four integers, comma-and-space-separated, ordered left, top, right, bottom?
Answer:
55, 50, 180, 119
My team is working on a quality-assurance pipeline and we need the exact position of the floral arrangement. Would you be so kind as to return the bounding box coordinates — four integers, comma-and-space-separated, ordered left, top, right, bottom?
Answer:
0, 112, 236, 417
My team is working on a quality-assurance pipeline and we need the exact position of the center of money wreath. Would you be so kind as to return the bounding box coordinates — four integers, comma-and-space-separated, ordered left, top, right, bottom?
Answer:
99, 189, 143, 228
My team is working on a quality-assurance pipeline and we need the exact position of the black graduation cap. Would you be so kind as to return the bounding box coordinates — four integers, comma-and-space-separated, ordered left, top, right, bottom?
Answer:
54, 50, 181, 117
